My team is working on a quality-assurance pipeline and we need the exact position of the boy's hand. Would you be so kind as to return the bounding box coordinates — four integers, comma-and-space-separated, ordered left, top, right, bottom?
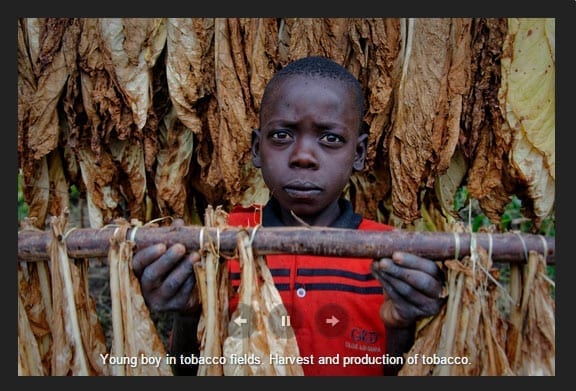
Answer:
371, 252, 445, 329
132, 220, 201, 313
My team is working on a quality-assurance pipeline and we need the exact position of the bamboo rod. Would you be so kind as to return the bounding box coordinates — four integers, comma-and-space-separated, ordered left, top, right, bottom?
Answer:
17, 225, 555, 264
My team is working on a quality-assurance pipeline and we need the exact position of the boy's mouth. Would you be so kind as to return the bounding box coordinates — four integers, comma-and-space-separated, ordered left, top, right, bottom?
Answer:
283, 181, 322, 198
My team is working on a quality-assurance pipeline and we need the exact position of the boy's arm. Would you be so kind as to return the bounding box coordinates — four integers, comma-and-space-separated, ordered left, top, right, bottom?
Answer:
372, 252, 445, 375
384, 325, 415, 376
169, 311, 202, 375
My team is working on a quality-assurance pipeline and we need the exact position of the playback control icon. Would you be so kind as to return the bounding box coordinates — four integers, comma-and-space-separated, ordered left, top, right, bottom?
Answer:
316, 303, 348, 337
228, 303, 349, 339
267, 305, 299, 339
281, 314, 291, 327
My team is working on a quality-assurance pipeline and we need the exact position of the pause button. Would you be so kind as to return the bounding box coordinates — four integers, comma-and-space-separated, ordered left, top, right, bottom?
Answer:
281, 315, 291, 327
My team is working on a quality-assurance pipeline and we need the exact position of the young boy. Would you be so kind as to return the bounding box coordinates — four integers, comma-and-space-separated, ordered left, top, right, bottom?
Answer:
133, 56, 444, 376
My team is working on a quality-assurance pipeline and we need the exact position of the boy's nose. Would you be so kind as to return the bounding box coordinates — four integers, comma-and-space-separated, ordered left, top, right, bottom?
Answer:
289, 137, 318, 169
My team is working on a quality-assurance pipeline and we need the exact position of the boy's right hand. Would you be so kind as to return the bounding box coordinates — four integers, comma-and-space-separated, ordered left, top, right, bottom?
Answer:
132, 238, 201, 314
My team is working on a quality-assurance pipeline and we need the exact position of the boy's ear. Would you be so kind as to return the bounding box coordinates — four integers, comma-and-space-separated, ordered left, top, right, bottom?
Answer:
251, 129, 262, 168
352, 133, 368, 172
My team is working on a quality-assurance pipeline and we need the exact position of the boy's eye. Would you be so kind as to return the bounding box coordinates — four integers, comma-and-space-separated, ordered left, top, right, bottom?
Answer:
319, 133, 345, 144
270, 130, 292, 141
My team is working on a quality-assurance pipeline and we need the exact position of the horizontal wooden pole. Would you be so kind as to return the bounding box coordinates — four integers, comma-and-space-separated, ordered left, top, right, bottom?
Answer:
17, 225, 555, 264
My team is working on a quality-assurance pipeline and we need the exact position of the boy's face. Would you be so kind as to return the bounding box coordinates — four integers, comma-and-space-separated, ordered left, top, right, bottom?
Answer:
252, 75, 367, 223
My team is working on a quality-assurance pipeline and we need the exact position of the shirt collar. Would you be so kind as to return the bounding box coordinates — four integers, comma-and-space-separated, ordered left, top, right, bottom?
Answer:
262, 197, 362, 229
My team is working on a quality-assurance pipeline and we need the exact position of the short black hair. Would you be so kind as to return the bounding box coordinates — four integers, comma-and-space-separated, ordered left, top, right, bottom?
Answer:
260, 56, 364, 131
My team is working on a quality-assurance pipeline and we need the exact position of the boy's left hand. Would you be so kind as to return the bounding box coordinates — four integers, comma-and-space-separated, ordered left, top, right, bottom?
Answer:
371, 252, 445, 329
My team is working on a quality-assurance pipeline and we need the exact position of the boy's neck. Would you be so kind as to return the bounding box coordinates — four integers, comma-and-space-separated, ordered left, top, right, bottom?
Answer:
262, 197, 362, 229
279, 202, 341, 227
